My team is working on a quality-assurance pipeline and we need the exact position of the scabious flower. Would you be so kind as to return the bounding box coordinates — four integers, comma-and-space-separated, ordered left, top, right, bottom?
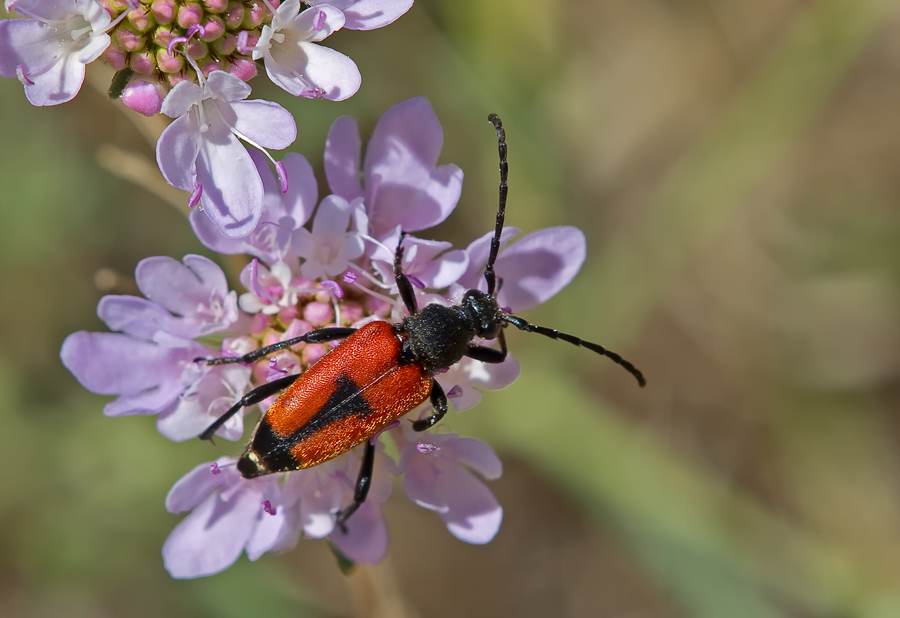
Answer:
61, 98, 589, 577
156, 69, 297, 237
1, 0, 415, 237
0, 0, 116, 106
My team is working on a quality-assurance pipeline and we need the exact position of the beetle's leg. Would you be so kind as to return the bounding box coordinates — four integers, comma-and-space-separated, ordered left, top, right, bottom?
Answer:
394, 231, 419, 315
412, 380, 448, 432
195, 327, 358, 365
336, 439, 376, 532
464, 330, 508, 364
199, 373, 301, 441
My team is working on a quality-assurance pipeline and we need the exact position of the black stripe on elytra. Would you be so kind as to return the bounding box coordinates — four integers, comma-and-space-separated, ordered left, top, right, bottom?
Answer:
251, 374, 373, 471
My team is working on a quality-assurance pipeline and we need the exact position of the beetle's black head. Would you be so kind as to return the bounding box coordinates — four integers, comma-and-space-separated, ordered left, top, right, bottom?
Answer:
461, 289, 503, 340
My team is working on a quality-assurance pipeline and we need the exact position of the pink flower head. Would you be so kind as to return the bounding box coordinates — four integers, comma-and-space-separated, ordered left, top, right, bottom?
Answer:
306, 0, 414, 31
0, 0, 113, 105
324, 97, 463, 240
156, 70, 297, 238
60, 255, 250, 441
250, 1, 360, 100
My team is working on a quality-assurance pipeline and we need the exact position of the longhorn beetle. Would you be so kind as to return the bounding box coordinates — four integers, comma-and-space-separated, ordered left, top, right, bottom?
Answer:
197, 114, 646, 529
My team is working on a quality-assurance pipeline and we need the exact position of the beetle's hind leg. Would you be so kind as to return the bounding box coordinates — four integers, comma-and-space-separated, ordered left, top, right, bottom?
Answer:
195, 327, 358, 365
336, 439, 377, 532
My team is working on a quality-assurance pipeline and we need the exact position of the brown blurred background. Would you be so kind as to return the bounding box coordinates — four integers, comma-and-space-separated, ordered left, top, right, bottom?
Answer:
3, 1, 900, 616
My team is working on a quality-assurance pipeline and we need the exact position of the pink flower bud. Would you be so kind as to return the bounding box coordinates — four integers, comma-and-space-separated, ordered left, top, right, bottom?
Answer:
130, 51, 156, 75
224, 1, 245, 28
128, 7, 155, 32
186, 40, 209, 60
166, 72, 192, 87
104, 45, 128, 71
303, 302, 334, 327
177, 3, 203, 28
116, 28, 144, 52
153, 25, 175, 48
228, 58, 257, 82
200, 16, 225, 41
156, 48, 184, 73
204, 0, 229, 13
302, 344, 327, 366
213, 33, 238, 55
242, 1, 266, 28
341, 301, 364, 325
151, 0, 176, 24
276, 306, 299, 323
121, 80, 164, 116
250, 312, 270, 336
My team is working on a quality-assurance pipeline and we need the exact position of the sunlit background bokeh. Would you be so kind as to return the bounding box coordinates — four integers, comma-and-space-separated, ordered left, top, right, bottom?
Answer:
3, 1, 900, 616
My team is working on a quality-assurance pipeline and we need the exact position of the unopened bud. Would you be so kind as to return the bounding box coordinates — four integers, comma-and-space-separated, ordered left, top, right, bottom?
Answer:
130, 50, 157, 75
122, 80, 164, 116
224, 1, 245, 28
200, 16, 226, 41
150, 0, 176, 24
228, 57, 257, 82
116, 27, 144, 52
156, 48, 184, 73
177, 3, 203, 28
127, 7, 156, 32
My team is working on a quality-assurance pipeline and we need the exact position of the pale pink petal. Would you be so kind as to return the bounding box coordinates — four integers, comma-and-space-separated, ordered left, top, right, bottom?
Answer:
97, 295, 187, 339
231, 99, 297, 150
330, 499, 388, 564
307, 0, 413, 30
437, 465, 502, 544
490, 226, 586, 312
194, 120, 263, 238
165, 458, 231, 513
442, 437, 502, 480
162, 487, 260, 578
160, 80, 202, 118
324, 116, 363, 200
205, 69, 252, 102
156, 113, 200, 192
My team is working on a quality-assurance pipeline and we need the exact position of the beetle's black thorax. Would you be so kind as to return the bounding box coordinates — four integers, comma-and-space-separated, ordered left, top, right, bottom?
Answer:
398, 304, 475, 373
397, 290, 504, 374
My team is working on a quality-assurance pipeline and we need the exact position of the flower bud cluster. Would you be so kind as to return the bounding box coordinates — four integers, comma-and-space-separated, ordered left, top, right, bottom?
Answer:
100, 0, 274, 111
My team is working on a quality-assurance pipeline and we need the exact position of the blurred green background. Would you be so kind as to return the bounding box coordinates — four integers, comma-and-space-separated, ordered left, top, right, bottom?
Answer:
3, 0, 900, 616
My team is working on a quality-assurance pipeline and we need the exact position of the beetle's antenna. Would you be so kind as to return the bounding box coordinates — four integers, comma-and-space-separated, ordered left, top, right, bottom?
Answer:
484, 113, 508, 297
503, 315, 646, 387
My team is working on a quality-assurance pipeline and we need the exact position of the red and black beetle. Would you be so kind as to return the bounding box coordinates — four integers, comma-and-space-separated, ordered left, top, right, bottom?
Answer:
198, 114, 646, 527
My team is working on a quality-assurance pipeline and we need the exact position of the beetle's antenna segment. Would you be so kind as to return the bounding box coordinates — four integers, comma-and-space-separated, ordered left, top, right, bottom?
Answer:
484, 113, 508, 297
503, 315, 646, 387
